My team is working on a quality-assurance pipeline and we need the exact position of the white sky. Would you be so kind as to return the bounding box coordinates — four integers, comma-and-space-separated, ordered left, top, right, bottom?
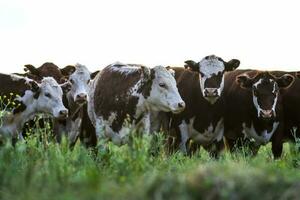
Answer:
1, 0, 300, 74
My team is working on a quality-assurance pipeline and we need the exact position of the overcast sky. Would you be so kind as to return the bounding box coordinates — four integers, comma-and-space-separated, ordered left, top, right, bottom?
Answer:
0, 0, 300, 74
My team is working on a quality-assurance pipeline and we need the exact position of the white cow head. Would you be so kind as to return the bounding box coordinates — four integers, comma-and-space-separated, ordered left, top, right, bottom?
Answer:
184, 55, 240, 104
141, 66, 185, 114
62, 64, 93, 105
35, 77, 69, 119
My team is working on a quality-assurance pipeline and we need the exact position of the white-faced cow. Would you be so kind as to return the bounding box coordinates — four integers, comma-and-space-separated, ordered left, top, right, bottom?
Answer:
167, 55, 240, 156
88, 62, 185, 145
224, 70, 294, 158
53, 64, 98, 146
0, 74, 68, 142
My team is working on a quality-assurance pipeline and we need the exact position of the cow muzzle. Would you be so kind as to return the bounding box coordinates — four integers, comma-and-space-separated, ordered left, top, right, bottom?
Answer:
171, 101, 186, 114
204, 88, 219, 98
259, 110, 274, 119
57, 109, 69, 120
75, 93, 87, 104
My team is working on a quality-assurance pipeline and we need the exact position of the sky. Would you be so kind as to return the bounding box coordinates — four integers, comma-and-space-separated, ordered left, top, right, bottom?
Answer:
1, 0, 300, 74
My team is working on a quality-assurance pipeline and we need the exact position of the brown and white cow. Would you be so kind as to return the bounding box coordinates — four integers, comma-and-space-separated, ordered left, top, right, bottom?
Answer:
168, 55, 240, 156
88, 62, 185, 145
0, 74, 68, 142
22, 62, 98, 147
53, 64, 97, 146
224, 70, 294, 158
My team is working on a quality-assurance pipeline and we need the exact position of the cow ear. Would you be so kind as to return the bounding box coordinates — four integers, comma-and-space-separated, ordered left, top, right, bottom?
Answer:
24, 64, 40, 76
225, 59, 240, 71
184, 60, 199, 72
236, 74, 253, 89
166, 66, 175, 77
295, 72, 300, 79
27, 80, 40, 98
276, 74, 294, 88
60, 81, 72, 93
61, 65, 76, 76
90, 70, 100, 79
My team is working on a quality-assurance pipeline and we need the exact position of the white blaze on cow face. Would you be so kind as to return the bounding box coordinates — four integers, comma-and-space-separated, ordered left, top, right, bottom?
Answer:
198, 56, 225, 104
252, 78, 279, 119
237, 72, 294, 120
146, 66, 185, 114
185, 55, 240, 105
68, 64, 91, 104
36, 77, 68, 119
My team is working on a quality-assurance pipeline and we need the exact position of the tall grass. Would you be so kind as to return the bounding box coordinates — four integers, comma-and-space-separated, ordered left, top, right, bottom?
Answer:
0, 129, 300, 200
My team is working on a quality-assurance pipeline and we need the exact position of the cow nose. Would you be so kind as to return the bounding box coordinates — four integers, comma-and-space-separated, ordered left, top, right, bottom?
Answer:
204, 88, 219, 97
59, 110, 68, 119
260, 110, 273, 119
75, 93, 87, 103
178, 101, 185, 109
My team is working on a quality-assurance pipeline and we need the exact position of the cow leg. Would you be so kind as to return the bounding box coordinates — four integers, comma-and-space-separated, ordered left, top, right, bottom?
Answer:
178, 121, 189, 154
271, 124, 284, 159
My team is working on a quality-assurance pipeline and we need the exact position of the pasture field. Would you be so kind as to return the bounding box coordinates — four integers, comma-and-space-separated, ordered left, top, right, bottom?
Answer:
0, 127, 300, 200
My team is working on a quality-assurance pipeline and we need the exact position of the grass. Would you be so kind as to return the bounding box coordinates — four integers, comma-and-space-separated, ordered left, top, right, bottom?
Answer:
0, 129, 300, 200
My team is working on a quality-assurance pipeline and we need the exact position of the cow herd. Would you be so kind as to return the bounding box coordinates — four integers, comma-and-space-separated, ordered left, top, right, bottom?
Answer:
0, 55, 299, 159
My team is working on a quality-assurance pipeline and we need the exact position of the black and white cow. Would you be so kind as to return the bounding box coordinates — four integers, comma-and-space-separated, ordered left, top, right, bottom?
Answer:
224, 70, 294, 158
168, 55, 240, 156
0, 74, 68, 142
88, 62, 185, 145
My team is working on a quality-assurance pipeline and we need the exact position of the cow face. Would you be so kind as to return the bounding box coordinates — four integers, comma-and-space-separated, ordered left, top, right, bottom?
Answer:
143, 66, 185, 114
185, 55, 240, 104
66, 64, 91, 104
237, 72, 294, 119
35, 77, 69, 119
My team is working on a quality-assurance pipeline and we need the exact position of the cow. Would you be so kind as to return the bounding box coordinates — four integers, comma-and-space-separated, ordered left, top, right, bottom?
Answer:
269, 71, 300, 155
223, 70, 294, 158
0, 74, 68, 142
88, 62, 185, 145
22, 62, 99, 147
53, 64, 97, 147
167, 55, 240, 156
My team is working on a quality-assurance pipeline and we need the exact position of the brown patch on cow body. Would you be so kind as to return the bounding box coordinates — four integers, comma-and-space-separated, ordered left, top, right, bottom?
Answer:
94, 64, 153, 132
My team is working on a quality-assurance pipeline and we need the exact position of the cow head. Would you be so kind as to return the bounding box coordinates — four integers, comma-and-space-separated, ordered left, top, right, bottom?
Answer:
24, 62, 67, 84
236, 72, 294, 119
64, 64, 92, 105
35, 77, 69, 119
141, 66, 185, 114
184, 55, 240, 104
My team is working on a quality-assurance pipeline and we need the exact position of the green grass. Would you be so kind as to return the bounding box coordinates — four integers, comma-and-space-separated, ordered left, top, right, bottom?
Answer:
0, 131, 300, 200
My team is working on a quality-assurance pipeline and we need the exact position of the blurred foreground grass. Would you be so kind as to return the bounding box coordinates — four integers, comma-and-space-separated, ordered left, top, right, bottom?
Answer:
0, 132, 300, 200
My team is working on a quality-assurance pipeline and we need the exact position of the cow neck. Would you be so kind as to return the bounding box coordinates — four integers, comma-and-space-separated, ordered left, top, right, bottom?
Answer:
66, 92, 83, 119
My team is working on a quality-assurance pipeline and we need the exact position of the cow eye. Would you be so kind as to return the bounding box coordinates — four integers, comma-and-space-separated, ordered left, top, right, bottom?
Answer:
159, 83, 167, 88
45, 93, 52, 98
70, 79, 74, 84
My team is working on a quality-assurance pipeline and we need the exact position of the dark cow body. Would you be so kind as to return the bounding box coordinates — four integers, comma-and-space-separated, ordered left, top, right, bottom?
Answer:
224, 70, 294, 158
167, 55, 240, 156
270, 71, 300, 147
